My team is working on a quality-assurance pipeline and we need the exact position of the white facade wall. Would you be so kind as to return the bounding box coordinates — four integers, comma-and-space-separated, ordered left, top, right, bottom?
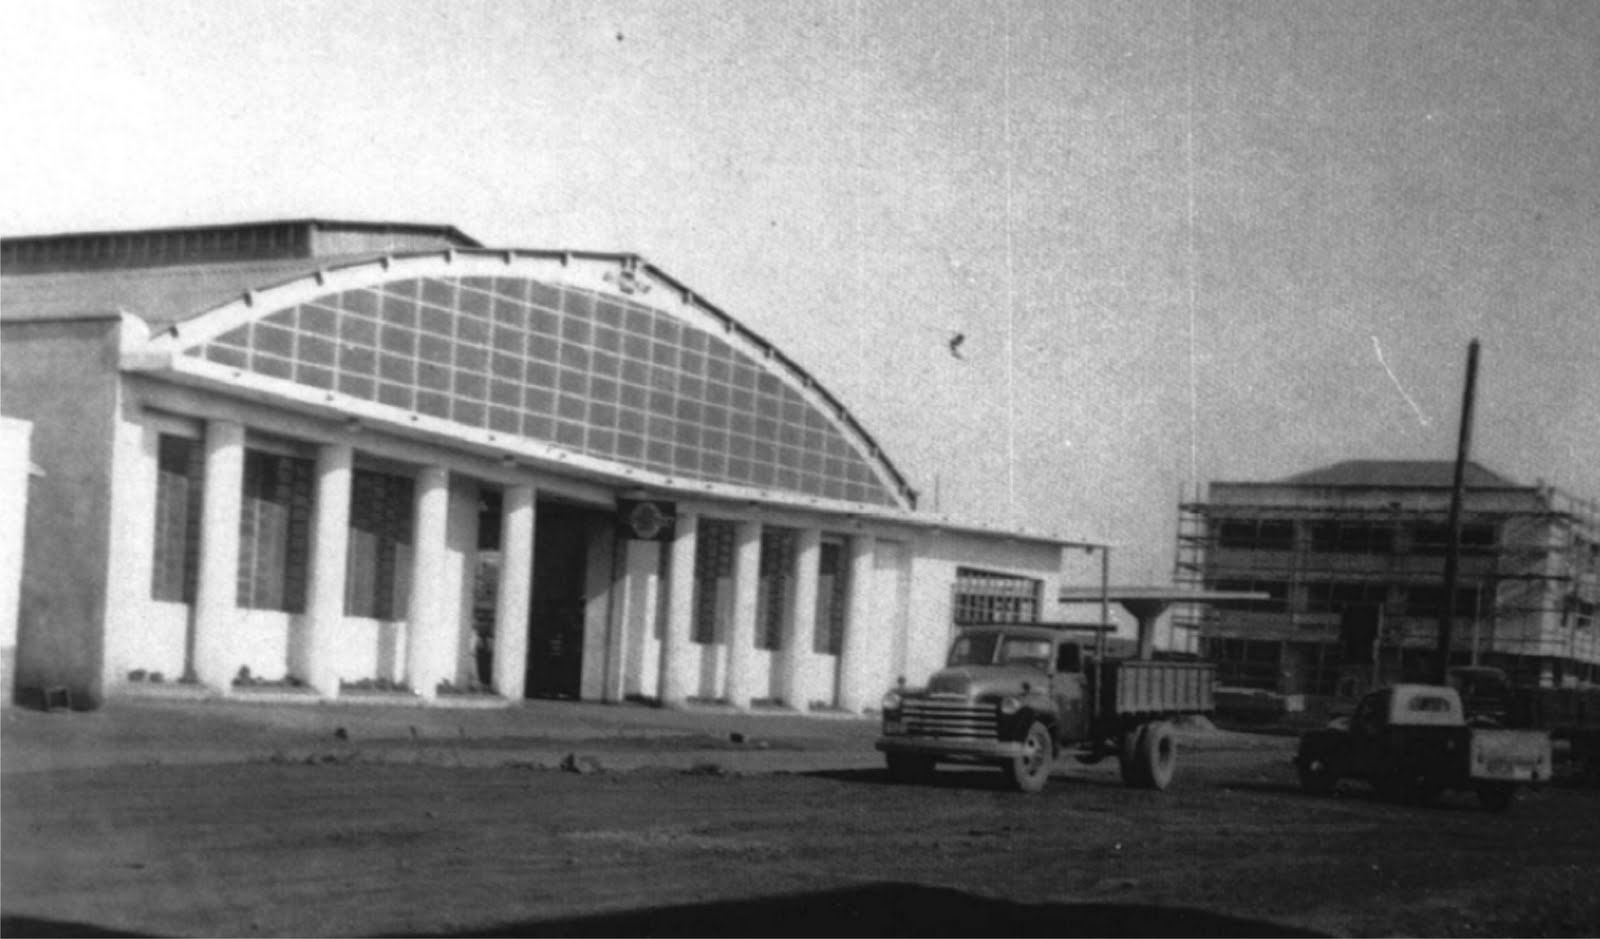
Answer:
91, 380, 1083, 713
0, 417, 34, 703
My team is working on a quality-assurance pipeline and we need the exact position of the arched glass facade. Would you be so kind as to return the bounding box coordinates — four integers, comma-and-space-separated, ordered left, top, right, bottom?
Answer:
188, 274, 902, 507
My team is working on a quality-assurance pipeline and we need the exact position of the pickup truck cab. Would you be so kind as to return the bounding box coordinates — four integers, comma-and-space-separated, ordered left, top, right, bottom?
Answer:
1295, 683, 1552, 811
877, 624, 1214, 793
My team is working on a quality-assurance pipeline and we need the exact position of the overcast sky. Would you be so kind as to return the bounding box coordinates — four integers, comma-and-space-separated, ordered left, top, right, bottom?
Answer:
4, 0, 1597, 582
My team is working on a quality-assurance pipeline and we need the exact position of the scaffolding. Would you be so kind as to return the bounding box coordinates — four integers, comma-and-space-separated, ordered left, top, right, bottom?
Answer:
1173, 482, 1600, 693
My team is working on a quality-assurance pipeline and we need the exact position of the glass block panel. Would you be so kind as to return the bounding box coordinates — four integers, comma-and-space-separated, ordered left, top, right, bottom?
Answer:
420, 278, 455, 309
340, 316, 378, 346
188, 273, 902, 506
300, 304, 337, 336
416, 391, 450, 418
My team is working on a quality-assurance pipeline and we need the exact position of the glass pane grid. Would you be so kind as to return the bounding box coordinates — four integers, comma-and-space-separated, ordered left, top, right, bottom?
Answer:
193, 274, 898, 506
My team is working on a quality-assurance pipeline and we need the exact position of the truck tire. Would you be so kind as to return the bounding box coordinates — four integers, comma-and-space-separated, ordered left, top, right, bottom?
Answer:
1005, 721, 1053, 793
885, 753, 935, 784
1119, 725, 1148, 788
1475, 781, 1516, 812
1136, 721, 1178, 791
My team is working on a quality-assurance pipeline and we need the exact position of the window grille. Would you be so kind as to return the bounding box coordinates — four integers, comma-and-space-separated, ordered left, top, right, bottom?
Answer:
692, 519, 736, 644
237, 450, 313, 612
952, 568, 1040, 624
755, 528, 796, 650
345, 469, 414, 619
813, 539, 849, 655
151, 435, 203, 602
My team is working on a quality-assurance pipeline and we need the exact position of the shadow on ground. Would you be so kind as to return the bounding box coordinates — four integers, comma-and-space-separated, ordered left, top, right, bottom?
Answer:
801, 766, 1130, 792
0, 915, 154, 937
396, 882, 1327, 938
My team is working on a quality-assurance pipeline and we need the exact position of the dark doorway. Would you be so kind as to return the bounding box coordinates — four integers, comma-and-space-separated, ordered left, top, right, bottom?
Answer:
526, 503, 592, 699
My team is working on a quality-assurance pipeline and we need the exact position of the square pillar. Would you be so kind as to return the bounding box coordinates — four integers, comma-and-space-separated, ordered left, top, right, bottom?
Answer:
407, 466, 450, 699
302, 443, 353, 697
836, 533, 878, 713
658, 511, 698, 706
781, 527, 823, 710
723, 520, 763, 709
192, 420, 245, 692
493, 485, 535, 701
617, 538, 663, 702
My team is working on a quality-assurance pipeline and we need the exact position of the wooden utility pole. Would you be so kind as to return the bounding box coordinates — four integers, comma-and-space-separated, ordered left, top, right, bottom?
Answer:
1436, 339, 1480, 685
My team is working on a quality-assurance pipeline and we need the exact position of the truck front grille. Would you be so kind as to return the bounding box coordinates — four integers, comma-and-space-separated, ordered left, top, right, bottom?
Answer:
901, 698, 998, 739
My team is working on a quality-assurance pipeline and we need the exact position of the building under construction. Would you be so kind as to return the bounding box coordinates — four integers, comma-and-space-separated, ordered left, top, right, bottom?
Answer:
1176, 461, 1600, 697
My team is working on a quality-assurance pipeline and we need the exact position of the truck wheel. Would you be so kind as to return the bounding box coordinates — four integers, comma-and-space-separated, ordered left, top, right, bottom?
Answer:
1005, 721, 1053, 793
885, 753, 935, 784
1136, 721, 1178, 791
1475, 782, 1516, 812
1297, 756, 1336, 795
1119, 726, 1148, 788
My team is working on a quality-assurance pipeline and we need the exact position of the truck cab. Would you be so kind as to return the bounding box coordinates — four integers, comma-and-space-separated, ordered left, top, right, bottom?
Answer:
1296, 683, 1552, 811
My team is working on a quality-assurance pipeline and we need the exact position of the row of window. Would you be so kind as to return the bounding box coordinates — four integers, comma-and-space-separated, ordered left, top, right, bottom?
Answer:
1215, 518, 1499, 555
1209, 578, 1491, 617
153, 436, 412, 618
952, 569, 1042, 624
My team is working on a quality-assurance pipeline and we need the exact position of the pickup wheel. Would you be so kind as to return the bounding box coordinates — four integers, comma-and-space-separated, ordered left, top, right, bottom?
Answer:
885, 753, 936, 784
1475, 781, 1516, 812
1119, 726, 1149, 788
1297, 756, 1336, 795
1136, 721, 1178, 791
1005, 721, 1053, 793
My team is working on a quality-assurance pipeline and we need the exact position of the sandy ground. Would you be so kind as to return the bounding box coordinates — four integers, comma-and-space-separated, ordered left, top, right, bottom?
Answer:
3, 698, 1597, 937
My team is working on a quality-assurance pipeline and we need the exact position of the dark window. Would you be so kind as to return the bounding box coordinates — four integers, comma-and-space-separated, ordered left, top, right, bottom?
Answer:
151, 435, 203, 603
755, 528, 796, 651
345, 470, 414, 619
238, 450, 314, 612
692, 519, 736, 645
814, 539, 850, 655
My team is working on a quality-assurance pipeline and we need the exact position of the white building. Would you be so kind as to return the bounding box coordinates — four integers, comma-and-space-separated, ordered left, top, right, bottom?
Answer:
1, 220, 1097, 710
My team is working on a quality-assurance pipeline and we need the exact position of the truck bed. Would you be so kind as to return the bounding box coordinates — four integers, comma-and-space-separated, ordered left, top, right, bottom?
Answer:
1093, 660, 1215, 718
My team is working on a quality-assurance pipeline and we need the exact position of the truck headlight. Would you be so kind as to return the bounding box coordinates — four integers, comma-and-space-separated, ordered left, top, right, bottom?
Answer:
881, 691, 902, 712
999, 696, 1022, 715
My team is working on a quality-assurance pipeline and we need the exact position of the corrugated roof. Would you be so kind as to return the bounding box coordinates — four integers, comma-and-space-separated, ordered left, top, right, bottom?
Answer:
1, 257, 363, 328
1281, 460, 1520, 489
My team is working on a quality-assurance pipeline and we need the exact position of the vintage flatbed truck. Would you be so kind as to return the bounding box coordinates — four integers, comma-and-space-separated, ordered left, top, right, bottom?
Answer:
1295, 683, 1552, 811
875, 623, 1215, 792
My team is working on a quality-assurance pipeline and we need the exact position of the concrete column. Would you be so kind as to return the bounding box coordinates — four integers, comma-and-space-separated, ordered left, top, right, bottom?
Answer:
303, 443, 353, 697
781, 527, 823, 710
836, 533, 878, 713
407, 466, 450, 699
658, 510, 698, 706
618, 538, 663, 702
192, 420, 245, 692
724, 520, 762, 708
493, 485, 535, 700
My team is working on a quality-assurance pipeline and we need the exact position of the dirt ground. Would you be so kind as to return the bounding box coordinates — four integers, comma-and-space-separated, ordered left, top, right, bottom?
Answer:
3, 700, 1598, 937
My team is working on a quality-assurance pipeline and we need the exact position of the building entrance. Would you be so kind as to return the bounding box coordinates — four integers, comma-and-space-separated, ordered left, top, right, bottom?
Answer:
525, 503, 593, 699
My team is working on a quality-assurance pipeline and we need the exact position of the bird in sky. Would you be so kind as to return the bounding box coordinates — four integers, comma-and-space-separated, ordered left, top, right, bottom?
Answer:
948, 332, 967, 359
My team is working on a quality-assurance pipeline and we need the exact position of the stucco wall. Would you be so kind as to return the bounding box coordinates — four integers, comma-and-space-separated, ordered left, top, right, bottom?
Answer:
899, 532, 1069, 689
0, 318, 122, 707
0, 417, 34, 705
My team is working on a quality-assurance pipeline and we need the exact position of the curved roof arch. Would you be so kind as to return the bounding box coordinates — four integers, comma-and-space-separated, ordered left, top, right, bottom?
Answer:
131, 248, 918, 511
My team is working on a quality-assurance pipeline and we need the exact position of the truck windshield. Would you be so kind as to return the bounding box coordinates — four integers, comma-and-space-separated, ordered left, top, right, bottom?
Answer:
947, 633, 999, 666
998, 638, 1053, 671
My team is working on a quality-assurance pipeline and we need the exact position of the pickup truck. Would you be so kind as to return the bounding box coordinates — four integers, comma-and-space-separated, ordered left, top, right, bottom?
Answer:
1295, 683, 1552, 811
1450, 666, 1600, 786
876, 624, 1215, 792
